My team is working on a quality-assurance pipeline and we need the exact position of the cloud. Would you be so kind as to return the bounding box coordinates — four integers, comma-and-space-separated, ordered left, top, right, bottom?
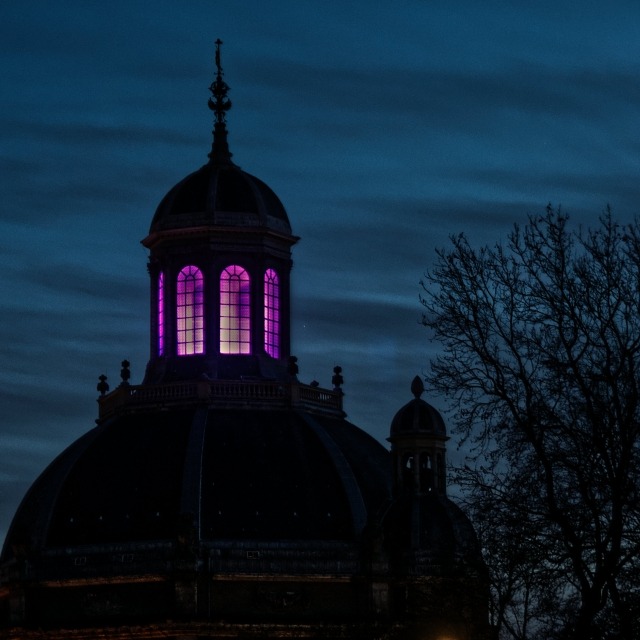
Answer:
3, 0, 640, 550
239, 55, 640, 132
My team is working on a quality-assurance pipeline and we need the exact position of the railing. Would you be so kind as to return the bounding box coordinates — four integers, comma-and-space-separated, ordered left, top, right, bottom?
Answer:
98, 379, 343, 421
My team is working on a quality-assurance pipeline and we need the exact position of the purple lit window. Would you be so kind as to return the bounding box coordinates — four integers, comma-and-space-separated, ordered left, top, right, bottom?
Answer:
220, 265, 251, 354
264, 269, 280, 358
158, 272, 165, 356
176, 266, 204, 356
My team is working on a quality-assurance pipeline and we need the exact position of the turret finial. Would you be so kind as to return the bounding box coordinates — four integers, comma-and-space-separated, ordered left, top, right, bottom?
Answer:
410, 375, 424, 399
208, 39, 233, 164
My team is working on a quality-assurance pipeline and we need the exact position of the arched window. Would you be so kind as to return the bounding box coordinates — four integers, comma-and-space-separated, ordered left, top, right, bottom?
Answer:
264, 268, 280, 358
158, 272, 165, 356
220, 265, 251, 354
402, 453, 414, 491
176, 266, 204, 356
437, 452, 446, 491
420, 454, 434, 493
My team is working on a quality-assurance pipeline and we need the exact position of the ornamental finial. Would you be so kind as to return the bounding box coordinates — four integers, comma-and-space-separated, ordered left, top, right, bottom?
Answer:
120, 359, 131, 386
97, 374, 109, 397
411, 375, 424, 399
208, 39, 233, 164
332, 366, 344, 392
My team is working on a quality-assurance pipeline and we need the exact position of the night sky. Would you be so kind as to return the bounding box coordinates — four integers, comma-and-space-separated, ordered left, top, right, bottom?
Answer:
2, 1, 640, 545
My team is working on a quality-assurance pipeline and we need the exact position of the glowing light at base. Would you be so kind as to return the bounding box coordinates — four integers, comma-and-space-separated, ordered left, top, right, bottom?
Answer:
176, 265, 204, 356
220, 265, 251, 354
264, 268, 280, 358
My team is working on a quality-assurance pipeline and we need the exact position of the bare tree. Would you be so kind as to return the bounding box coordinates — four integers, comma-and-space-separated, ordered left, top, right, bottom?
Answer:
421, 206, 640, 639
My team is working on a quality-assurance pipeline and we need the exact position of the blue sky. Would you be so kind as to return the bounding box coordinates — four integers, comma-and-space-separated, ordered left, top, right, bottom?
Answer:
2, 0, 640, 544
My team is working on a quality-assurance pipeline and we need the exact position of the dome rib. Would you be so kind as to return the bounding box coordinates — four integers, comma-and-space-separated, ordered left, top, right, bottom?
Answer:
297, 412, 368, 536
178, 406, 209, 539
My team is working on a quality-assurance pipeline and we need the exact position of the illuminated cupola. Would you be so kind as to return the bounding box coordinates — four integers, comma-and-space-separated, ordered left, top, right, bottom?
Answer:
142, 40, 298, 384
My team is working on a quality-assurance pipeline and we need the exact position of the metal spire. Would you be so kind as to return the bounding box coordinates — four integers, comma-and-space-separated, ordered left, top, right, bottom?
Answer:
208, 39, 233, 164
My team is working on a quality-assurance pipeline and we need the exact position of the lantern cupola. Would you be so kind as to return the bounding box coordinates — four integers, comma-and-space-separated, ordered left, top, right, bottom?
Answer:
141, 41, 298, 384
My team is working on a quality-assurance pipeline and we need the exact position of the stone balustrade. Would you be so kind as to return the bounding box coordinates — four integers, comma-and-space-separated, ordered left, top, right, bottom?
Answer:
98, 379, 343, 421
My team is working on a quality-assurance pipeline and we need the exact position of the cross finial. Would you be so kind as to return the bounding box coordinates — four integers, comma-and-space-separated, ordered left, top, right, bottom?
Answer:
208, 39, 232, 126
215, 38, 222, 73
208, 39, 233, 164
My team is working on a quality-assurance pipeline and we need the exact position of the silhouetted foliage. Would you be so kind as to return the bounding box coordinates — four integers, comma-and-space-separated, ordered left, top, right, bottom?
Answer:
421, 206, 640, 640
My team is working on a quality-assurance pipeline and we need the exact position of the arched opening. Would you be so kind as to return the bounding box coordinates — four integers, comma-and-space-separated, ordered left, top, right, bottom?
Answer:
158, 272, 164, 356
176, 266, 204, 356
402, 453, 414, 491
220, 265, 251, 354
264, 268, 280, 358
437, 452, 446, 492
420, 454, 434, 493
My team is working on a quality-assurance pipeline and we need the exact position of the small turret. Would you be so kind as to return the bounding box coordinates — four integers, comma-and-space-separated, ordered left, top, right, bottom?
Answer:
387, 375, 449, 496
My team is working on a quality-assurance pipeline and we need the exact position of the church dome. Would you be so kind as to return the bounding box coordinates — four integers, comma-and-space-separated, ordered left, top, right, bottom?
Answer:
150, 162, 292, 236
389, 375, 446, 437
0, 44, 492, 639
1, 404, 391, 559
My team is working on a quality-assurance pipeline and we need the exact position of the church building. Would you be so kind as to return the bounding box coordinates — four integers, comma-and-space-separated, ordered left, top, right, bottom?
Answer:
0, 44, 493, 640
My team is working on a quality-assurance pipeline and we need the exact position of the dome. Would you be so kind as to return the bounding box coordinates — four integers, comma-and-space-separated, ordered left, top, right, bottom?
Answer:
389, 375, 446, 437
149, 162, 292, 236
148, 43, 291, 240
0, 44, 493, 638
1, 404, 391, 560
0, 380, 490, 637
